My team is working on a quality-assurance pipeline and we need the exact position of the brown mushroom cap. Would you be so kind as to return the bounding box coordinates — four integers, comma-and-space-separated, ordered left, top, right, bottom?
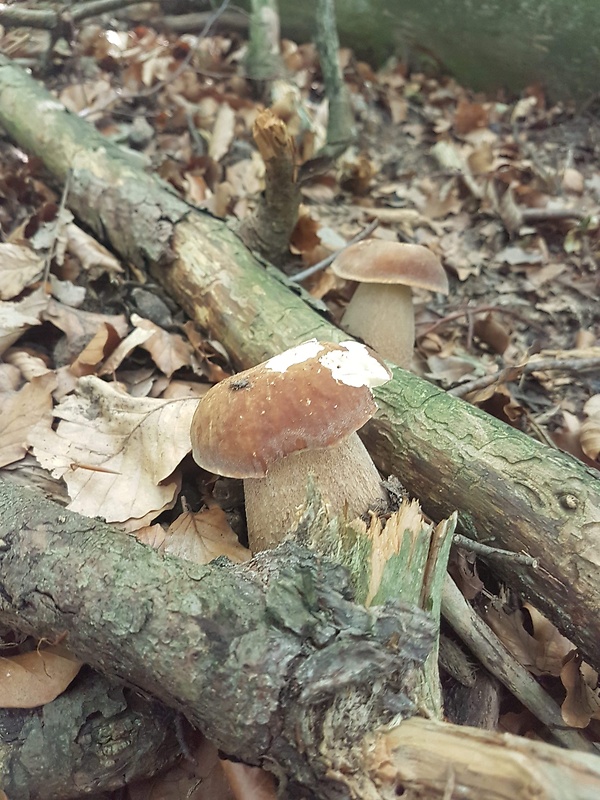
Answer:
190, 339, 391, 479
331, 240, 449, 294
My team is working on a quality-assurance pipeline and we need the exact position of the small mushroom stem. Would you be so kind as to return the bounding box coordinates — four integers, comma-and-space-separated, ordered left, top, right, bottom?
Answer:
244, 433, 386, 552
341, 283, 414, 368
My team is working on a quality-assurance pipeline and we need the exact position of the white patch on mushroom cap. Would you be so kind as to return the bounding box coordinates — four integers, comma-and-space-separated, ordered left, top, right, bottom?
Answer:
321, 341, 391, 388
265, 339, 324, 372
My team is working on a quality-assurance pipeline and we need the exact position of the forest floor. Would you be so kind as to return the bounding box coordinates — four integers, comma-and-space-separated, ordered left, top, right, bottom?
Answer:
0, 7, 599, 799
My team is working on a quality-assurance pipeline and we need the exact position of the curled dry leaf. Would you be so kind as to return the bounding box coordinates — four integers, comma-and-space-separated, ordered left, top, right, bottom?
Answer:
580, 394, 600, 461
0, 372, 56, 468
131, 313, 194, 376
560, 652, 600, 729
70, 323, 122, 377
0, 242, 45, 300
136, 506, 250, 565
209, 102, 236, 162
484, 598, 573, 677
0, 646, 82, 709
0, 287, 48, 356
42, 297, 129, 347
66, 222, 123, 278
29, 375, 198, 526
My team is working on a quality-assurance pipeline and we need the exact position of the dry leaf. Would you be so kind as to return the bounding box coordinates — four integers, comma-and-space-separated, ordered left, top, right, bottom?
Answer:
0, 242, 45, 300
98, 326, 155, 375
131, 314, 194, 376
0, 646, 82, 709
66, 223, 123, 278
0, 287, 48, 356
0, 372, 56, 468
484, 598, 573, 676
209, 103, 236, 162
160, 507, 250, 564
220, 761, 278, 800
29, 376, 198, 526
70, 323, 122, 377
560, 652, 600, 728
42, 297, 129, 346
580, 394, 600, 461
128, 736, 234, 800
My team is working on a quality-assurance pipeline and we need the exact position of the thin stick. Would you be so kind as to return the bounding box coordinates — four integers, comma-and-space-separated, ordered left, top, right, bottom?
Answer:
442, 576, 594, 752
449, 356, 600, 398
453, 533, 538, 568
291, 220, 379, 283
416, 304, 545, 338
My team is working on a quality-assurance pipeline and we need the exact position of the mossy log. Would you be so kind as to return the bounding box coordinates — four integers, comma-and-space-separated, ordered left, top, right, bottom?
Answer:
0, 56, 599, 674
0, 480, 434, 799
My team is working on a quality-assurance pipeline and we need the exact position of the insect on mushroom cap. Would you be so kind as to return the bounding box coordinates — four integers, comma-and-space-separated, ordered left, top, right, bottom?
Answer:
190, 339, 391, 479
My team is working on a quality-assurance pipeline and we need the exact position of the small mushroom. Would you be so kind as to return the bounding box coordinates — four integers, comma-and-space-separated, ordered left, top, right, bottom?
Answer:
331, 240, 449, 368
190, 339, 391, 552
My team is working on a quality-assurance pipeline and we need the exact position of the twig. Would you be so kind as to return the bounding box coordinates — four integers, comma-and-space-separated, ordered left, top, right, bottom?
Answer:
291, 220, 379, 283
42, 169, 72, 287
442, 576, 593, 752
449, 356, 600, 398
453, 534, 538, 568
416, 304, 545, 338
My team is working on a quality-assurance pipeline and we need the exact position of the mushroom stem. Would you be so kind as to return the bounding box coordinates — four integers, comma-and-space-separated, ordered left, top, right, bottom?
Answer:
244, 433, 386, 552
341, 282, 414, 368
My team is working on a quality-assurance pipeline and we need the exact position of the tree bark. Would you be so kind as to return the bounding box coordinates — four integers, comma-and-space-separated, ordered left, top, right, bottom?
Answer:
0, 55, 598, 673
0, 479, 434, 800
0, 670, 180, 800
2, 480, 600, 800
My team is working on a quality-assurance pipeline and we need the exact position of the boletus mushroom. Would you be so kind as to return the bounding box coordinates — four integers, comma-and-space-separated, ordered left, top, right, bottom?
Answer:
331, 240, 449, 368
190, 339, 391, 552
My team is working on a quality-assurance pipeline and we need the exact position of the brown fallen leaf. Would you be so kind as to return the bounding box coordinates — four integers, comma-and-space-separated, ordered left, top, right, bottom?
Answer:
131, 314, 194, 377
0, 287, 48, 356
29, 375, 197, 527
580, 394, 600, 461
484, 597, 573, 677
0, 372, 56, 468
69, 323, 122, 377
560, 651, 600, 728
0, 242, 45, 300
0, 646, 82, 709
42, 296, 129, 348
66, 222, 123, 278
142, 506, 250, 565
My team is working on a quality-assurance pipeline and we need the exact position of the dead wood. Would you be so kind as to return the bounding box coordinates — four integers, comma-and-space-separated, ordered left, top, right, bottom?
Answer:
0, 479, 434, 800
236, 108, 301, 264
0, 54, 598, 673
2, 480, 600, 799
0, 670, 180, 800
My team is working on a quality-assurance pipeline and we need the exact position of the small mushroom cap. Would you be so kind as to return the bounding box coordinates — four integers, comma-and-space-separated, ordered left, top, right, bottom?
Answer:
190, 339, 391, 478
331, 240, 449, 293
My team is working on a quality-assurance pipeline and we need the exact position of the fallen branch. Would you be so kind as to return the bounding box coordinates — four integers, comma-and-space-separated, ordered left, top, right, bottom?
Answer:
0, 670, 180, 799
0, 55, 599, 673
0, 479, 433, 799
2, 480, 600, 799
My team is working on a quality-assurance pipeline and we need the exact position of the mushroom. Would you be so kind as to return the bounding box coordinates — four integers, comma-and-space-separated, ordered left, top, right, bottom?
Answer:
331, 240, 449, 368
190, 339, 391, 552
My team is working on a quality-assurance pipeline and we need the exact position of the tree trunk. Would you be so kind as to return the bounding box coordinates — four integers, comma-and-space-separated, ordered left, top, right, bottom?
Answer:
0, 56, 599, 674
